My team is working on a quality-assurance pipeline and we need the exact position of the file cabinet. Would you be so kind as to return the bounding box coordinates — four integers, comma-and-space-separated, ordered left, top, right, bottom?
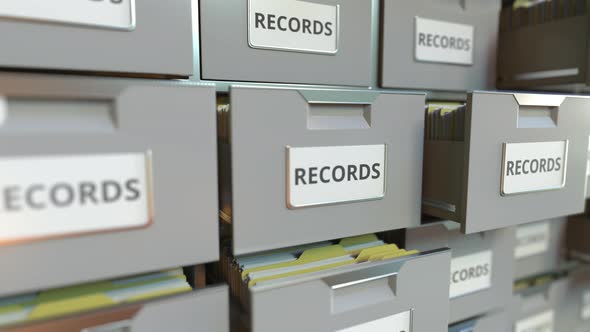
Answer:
1, 284, 229, 332
218, 86, 425, 255
0, 0, 193, 77
198, 0, 375, 86
423, 92, 590, 233
380, 0, 500, 91
497, 2, 590, 92
404, 222, 515, 324
235, 249, 451, 332
448, 310, 509, 332
0, 73, 219, 297
514, 219, 567, 280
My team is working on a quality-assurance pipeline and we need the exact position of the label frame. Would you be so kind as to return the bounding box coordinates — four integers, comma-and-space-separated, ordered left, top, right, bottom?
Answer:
500, 140, 569, 197
247, 0, 340, 55
0, 151, 155, 247
285, 144, 388, 209
413, 16, 475, 66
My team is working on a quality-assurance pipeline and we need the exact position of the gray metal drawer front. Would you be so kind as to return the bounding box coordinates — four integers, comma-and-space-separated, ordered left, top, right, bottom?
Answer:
423, 92, 590, 234
199, 0, 374, 86
405, 222, 515, 324
0, 73, 218, 297
2, 285, 229, 332
514, 219, 566, 280
0, 0, 193, 77
249, 249, 451, 332
380, 0, 500, 91
225, 86, 424, 255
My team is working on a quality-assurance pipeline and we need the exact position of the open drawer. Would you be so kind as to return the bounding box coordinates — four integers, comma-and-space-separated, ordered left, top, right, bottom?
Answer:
423, 92, 590, 233
226, 247, 451, 332
514, 218, 567, 280
219, 86, 425, 255
0, 73, 218, 297
497, 1, 590, 92
0, 284, 229, 332
405, 221, 515, 324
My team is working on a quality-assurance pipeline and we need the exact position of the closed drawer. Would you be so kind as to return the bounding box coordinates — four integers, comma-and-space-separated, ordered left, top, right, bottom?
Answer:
405, 222, 515, 324
380, 0, 500, 91
236, 249, 451, 332
448, 310, 509, 332
0, 0, 193, 77
0, 73, 218, 297
514, 219, 566, 280
423, 92, 590, 233
199, 0, 374, 86
497, 2, 590, 92
1, 285, 229, 332
219, 86, 425, 255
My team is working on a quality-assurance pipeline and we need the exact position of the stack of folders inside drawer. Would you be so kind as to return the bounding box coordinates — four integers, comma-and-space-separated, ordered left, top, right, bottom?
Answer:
425, 102, 467, 141
220, 234, 419, 309
503, 0, 587, 29
0, 269, 191, 328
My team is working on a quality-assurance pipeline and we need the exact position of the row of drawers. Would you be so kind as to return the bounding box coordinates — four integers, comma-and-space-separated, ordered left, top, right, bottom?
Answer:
0, 0, 500, 91
1, 218, 584, 332
1, 73, 590, 298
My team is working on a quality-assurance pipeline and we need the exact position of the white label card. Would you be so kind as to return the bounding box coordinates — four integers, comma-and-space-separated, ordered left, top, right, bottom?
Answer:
336, 311, 412, 332
502, 141, 568, 195
0, 153, 151, 245
515, 222, 551, 259
248, 0, 338, 54
515, 310, 554, 332
0, 0, 135, 30
287, 145, 386, 208
415, 17, 474, 65
450, 251, 493, 299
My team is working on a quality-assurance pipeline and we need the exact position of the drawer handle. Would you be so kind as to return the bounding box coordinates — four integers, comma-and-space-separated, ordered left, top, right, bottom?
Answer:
330, 271, 396, 290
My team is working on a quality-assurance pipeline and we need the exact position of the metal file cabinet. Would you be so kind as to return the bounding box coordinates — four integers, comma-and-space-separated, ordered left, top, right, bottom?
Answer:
380, 0, 500, 91
219, 86, 425, 255
0, 73, 219, 297
514, 219, 567, 280
1, 285, 229, 332
405, 222, 515, 324
236, 249, 451, 332
422, 92, 590, 234
448, 310, 509, 332
198, 0, 375, 86
0, 0, 193, 77
497, 3, 590, 92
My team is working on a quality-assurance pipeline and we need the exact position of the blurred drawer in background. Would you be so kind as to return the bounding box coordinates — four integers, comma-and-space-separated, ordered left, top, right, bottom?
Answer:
497, 0, 590, 92
198, 0, 376, 86
0, 0, 193, 77
218, 86, 425, 255
0, 73, 219, 297
423, 92, 590, 233
405, 221, 515, 324
514, 218, 567, 280
380, 0, 500, 91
